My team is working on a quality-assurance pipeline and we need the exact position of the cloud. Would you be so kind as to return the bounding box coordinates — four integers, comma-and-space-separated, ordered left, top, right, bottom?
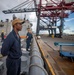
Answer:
72, 30, 74, 32
65, 18, 74, 22
29, 12, 37, 21
64, 26, 70, 30
18, 0, 26, 3
31, 22, 37, 32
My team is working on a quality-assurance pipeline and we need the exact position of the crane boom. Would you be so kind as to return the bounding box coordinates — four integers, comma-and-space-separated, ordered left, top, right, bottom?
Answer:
3, 8, 37, 14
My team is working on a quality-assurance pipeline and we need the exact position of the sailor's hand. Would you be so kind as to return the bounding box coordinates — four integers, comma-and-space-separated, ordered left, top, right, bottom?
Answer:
26, 36, 29, 39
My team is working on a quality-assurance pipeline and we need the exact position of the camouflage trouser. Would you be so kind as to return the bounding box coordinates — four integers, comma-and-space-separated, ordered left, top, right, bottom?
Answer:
6, 57, 21, 75
26, 40, 31, 51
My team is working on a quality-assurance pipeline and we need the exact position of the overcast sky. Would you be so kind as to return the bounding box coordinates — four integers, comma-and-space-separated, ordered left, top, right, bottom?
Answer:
0, 0, 37, 20
0, 0, 74, 19
0, 0, 37, 32
0, 0, 74, 34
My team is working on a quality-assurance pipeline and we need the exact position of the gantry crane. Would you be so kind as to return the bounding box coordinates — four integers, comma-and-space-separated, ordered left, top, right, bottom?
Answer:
2, 0, 74, 37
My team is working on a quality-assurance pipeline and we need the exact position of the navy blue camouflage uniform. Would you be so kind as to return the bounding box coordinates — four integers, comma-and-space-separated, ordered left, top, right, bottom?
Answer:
26, 32, 33, 51
1, 30, 22, 75
1, 32, 4, 42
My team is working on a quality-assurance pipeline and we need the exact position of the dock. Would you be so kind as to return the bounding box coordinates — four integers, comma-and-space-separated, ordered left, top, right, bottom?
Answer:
0, 0, 74, 75
36, 35, 74, 75
0, 35, 74, 75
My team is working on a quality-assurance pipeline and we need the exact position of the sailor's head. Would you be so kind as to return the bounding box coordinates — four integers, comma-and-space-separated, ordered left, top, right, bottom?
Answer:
27, 28, 32, 33
12, 18, 24, 31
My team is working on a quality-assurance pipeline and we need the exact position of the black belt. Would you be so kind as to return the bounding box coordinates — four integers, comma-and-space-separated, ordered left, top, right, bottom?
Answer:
8, 57, 20, 59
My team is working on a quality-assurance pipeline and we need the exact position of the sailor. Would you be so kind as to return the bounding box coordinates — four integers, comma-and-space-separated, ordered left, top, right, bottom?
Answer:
26, 28, 33, 51
1, 30, 4, 42
1, 18, 24, 75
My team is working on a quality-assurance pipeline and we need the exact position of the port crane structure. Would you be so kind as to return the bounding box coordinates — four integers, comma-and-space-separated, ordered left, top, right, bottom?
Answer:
3, 0, 74, 37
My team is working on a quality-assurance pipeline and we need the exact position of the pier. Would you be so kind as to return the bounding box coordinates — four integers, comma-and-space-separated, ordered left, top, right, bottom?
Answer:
0, 0, 74, 75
